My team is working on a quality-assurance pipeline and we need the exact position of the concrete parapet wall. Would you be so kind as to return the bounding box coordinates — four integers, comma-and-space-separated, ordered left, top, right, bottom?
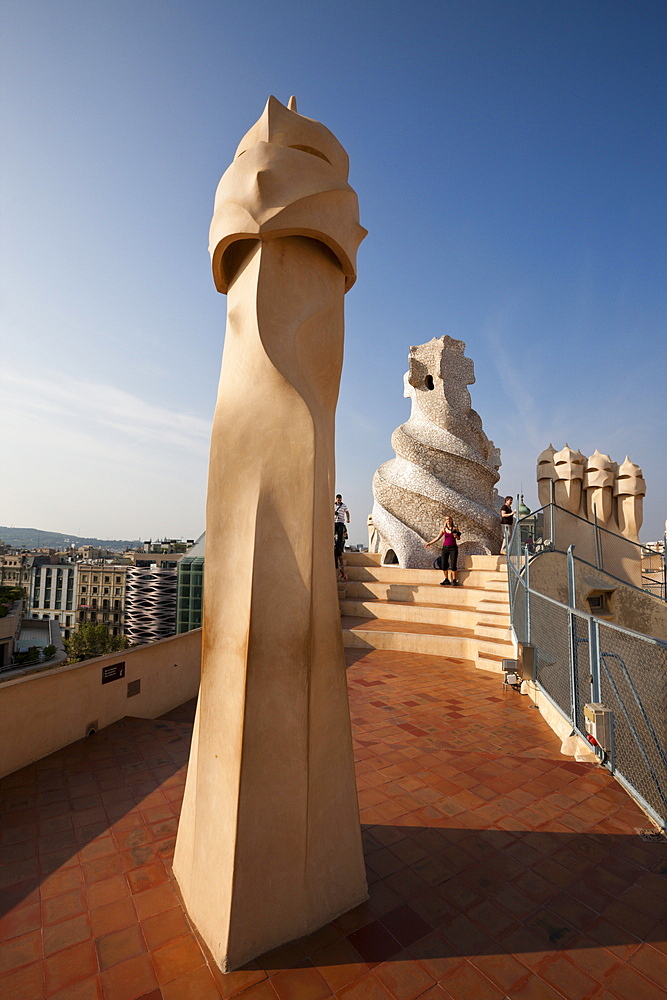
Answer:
0, 629, 202, 779
529, 551, 667, 640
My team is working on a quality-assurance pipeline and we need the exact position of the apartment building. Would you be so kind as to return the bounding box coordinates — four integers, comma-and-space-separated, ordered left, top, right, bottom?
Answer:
0, 552, 42, 595
29, 562, 77, 640
76, 563, 128, 637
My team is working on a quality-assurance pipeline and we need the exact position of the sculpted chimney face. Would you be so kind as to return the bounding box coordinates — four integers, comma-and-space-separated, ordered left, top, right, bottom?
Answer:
535, 444, 648, 546
553, 445, 586, 482
584, 450, 615, 490
234, 95, 350, 179
536, 444, 556, 507
614, 457, 646, 540
614, 457, 646, 498
584, 450, 615, 525
209, 95, 366, 294
552, 445, 586, 515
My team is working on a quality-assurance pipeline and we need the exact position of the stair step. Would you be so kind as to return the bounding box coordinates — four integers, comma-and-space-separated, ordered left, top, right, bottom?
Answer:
475, 621, 512, 641
342, 616, 474, 638
339, 551, 513, 664
476, 649, 511, 674
340, 599, 480, 629
476, 610, 510, 623
477, 598, 510, 611
345, 582, 496, 608
343, 624, 472, 659
345, 552, 382, 566
345, 566, 507, 586
346, 552, 506, 571
342, 616, 513, 660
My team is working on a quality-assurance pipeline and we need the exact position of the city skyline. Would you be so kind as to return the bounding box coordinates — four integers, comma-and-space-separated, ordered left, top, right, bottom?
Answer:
1, 1, 665, 540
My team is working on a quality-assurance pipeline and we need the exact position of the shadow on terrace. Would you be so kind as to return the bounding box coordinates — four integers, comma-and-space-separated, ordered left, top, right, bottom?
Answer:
0, 645, 665, 1000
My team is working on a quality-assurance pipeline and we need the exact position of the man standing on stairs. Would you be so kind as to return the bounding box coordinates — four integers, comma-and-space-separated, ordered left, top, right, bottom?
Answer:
500, 495, 514, 552
501, 496, 515, 528
334, 494, 350, 556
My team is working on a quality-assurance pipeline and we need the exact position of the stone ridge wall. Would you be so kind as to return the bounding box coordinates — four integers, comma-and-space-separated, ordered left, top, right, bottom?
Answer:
529, 551, 667, 641
371, 336, 503, 567
0, 629, 202, 779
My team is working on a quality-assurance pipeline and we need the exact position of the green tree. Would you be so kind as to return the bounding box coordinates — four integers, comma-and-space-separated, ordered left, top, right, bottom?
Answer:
42, 644, 57, 660
0, 586, 23, 617
65, 623, 130, 662
13, 646, 41, 666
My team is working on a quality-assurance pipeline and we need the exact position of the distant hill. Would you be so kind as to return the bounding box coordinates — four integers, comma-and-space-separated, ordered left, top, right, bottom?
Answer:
0, 526, 141, 552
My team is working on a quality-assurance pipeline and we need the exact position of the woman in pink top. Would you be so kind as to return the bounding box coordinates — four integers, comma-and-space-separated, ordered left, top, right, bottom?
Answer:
424, 516, 462, 586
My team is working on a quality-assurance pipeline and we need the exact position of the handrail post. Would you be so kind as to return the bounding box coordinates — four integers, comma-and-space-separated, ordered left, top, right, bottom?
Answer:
506, 525, 514, 619
568, 609, 578, 730
525, 544, 531, 645
589, 617, 601, 702
549, 480, 555, 549
593, 504, 602, 571
567, 544, 576, 607
566, 546, 577, 730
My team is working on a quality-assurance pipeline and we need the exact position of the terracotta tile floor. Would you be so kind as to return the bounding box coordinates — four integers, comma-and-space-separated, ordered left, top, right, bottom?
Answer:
1, 649, 666, 999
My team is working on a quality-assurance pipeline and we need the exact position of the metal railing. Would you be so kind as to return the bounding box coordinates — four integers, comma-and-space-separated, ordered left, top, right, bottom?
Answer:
507, 510, 667, 831
509, 502, 666, 600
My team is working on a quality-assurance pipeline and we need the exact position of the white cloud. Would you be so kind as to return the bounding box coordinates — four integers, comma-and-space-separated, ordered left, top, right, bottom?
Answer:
0, 366, 210, 537
1, 369, 210, 453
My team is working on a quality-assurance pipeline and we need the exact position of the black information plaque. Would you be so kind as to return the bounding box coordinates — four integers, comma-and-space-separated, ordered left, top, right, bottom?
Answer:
102, 662, 126, 684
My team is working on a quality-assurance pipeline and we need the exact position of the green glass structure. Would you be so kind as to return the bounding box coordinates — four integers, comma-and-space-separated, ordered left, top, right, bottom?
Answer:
176, 534, 205, 634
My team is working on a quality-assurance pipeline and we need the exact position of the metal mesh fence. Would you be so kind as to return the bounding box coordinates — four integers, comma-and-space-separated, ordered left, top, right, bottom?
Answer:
506, 526, 527, 642
641, 549, 666, 600
597, 622, 667, 824
530, 592, 572, 722
506, 515, 667, 828
511, 574, 527, 645
571, 613, 592, 735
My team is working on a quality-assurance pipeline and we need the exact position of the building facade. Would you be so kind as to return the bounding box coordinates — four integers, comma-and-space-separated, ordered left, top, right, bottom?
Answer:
29, 563, 77, 640
124, 566, 177, 645
76, 564, 127, 638
176, 535, 205, 634
0, 553, 40, 596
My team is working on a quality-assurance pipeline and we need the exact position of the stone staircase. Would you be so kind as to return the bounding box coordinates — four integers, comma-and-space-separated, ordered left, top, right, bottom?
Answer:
339, 552, 513, 671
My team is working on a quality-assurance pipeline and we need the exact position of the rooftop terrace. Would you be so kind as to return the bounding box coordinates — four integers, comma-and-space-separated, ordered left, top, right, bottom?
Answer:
1, 648, 665, 1000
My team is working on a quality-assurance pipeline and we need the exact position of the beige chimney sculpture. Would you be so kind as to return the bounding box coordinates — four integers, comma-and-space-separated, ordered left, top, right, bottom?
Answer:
615, 456, 647, 541
173, 97, 368, 972
536, 444, 646, 542
584, 449, 616, 527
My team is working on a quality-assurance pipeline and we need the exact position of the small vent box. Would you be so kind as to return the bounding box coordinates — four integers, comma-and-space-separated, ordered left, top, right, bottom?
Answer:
584, 703, 613, 750
502, 659, 520, 686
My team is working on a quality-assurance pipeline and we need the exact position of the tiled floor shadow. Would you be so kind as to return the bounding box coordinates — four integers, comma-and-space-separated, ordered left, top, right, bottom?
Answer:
0, 700, 196, 918
345, 648, 373, 668
1, 647, 666, 999
248, 824, 667, 973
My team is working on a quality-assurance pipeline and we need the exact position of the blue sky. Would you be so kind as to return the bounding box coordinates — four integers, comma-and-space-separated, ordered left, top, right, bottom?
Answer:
1, 0, 665, 543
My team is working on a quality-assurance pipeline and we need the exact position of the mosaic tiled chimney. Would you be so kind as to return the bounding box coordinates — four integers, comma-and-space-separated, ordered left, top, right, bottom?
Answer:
372, 336, 503, 566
